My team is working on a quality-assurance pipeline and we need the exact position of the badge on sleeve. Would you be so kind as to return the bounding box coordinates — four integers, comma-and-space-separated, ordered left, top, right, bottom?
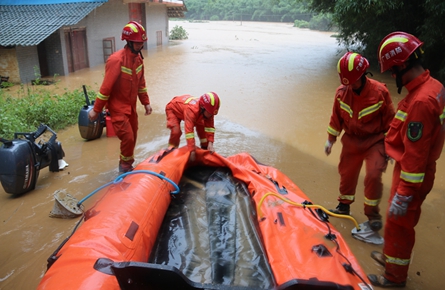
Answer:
407, 122, 423, 142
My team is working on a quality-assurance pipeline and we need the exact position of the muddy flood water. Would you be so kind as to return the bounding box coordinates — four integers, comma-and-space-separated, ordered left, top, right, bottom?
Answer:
1, 21, 444, 289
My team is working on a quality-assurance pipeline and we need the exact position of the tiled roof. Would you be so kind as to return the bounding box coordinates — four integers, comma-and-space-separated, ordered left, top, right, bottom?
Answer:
167, 6, 186, 18
0, 2, 106, 47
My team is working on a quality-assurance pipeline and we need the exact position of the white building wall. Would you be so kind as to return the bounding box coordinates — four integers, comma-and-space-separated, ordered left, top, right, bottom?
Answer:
3, 0, 175, 84
66, 0, 171, 69
77, 0, 130, 69
146, 4, 169, 48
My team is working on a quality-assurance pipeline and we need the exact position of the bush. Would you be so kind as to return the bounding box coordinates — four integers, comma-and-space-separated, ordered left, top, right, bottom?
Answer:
210, 15, 220, 21
294, 19, 309, 29
309, 14, 333, 31
169, 25, 189, 40
0, 87, 90, 139
0, 81, 14, 88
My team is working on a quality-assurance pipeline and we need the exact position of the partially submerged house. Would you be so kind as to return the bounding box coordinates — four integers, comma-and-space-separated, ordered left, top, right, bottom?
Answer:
0, 0, 186, 84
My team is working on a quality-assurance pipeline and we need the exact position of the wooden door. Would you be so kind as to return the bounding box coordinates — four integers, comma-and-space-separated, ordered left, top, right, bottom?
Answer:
103, 37, 115, 63
65, 28, 89, 73
156, 31, 162, 46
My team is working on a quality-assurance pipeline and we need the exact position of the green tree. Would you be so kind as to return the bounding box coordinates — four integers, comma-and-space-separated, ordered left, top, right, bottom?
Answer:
185, 0, 312, 22
304, 0, 445, 82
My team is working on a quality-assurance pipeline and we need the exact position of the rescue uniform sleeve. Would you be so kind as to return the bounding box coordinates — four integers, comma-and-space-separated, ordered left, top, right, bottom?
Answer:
327, 91, 343, 143
137, 62, 150, 106
381, 88, 396, 132
397, 99, 437, 196
184, 106, 197, 151
204, 117, 215, 143
93, 56, 121, 113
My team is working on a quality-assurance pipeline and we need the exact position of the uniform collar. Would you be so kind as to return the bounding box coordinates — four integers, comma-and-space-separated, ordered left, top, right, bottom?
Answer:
350, 77, 369, 96
124, 45, 139, 59
405, 69, 430, 93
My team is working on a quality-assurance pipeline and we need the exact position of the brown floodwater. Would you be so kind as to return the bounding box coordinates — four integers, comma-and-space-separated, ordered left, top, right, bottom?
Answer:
1, 21, 444, 290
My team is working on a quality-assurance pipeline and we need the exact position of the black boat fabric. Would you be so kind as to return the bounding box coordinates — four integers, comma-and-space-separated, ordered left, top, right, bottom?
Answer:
148, 166, 275, 289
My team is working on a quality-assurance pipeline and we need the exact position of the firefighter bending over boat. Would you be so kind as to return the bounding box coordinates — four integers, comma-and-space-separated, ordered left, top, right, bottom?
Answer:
324, 52, 395, 232
88, 21, 152, 173
165, 92, 220, 162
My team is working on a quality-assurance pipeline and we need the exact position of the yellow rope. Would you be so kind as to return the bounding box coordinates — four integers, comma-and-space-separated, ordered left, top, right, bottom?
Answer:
257, 192, 361, 230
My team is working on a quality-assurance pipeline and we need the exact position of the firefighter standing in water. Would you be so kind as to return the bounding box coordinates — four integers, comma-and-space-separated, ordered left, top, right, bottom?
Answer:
88, 21, 152, 173
325, 52, 395, 232
165, 92, 220, 162
368, 32, 445, 288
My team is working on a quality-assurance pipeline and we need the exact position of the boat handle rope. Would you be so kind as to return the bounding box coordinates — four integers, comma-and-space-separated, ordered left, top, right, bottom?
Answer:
257, 192, 361, 231
77, 170, 180, 206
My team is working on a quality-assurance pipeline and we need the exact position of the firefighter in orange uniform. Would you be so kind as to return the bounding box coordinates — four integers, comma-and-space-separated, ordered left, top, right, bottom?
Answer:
88, 21, 152, 173
165, 92, 220, 162
325, 52, 395, 232
368, 32, 445, 288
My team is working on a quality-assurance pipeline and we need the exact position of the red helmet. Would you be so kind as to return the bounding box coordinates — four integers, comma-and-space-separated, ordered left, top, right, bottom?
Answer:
121, 21, 147, 43
337, 52, 369, 86
199, 92, 220, 115
377, 31, 423, 73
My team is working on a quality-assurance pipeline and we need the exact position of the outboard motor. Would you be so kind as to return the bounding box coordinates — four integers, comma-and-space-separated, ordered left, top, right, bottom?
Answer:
78, 85, 105, 140
0, 124, 65, 195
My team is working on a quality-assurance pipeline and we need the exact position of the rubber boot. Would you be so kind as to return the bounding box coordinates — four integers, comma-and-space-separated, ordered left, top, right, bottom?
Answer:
118, 161, 134, 173
329, 202, 350, 215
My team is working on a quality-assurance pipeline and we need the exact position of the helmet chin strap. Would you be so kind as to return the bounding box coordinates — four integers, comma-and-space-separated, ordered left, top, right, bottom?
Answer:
200, 107, 207, 118
394, 63, 413, 94
352, 74, 367, 95
127, 41, 144, 59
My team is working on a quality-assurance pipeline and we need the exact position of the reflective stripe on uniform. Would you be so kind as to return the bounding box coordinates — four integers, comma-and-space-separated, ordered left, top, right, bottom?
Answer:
120, 154, 134, 161
205, 127, 215, 133
185, 132, 195, 139
327, 125, 340, 136
121, 66, 132, 75
338, 99, 353, 118
139, 87, 147, 94
136, 64, 143, 74
200, 138, 207, 143
400, 170, 425, 183
395, 110, 407, 122
364, 196, 380, 206
185, 97, 198, 104
386, 254, 410, 266
338, 195, 355, 201
358, 101, 383, 119
98, 92, 109, 101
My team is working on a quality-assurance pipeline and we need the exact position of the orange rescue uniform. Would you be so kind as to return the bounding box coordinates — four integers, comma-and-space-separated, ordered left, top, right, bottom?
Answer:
93, 46, 150, 164
165, 95, 215, 151
327, 78, 395, 220
383, 70, 445, 283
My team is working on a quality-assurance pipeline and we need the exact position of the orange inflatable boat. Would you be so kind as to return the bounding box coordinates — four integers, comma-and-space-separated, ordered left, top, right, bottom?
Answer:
38, 147, 373, 290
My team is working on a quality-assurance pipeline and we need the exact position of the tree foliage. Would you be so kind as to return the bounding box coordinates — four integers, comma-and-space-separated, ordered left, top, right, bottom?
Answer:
185, 0, 313, 23
305, 0, 445, 82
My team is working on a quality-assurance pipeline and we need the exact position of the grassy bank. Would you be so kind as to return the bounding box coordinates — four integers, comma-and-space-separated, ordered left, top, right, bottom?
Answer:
0, 86, 95, 139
